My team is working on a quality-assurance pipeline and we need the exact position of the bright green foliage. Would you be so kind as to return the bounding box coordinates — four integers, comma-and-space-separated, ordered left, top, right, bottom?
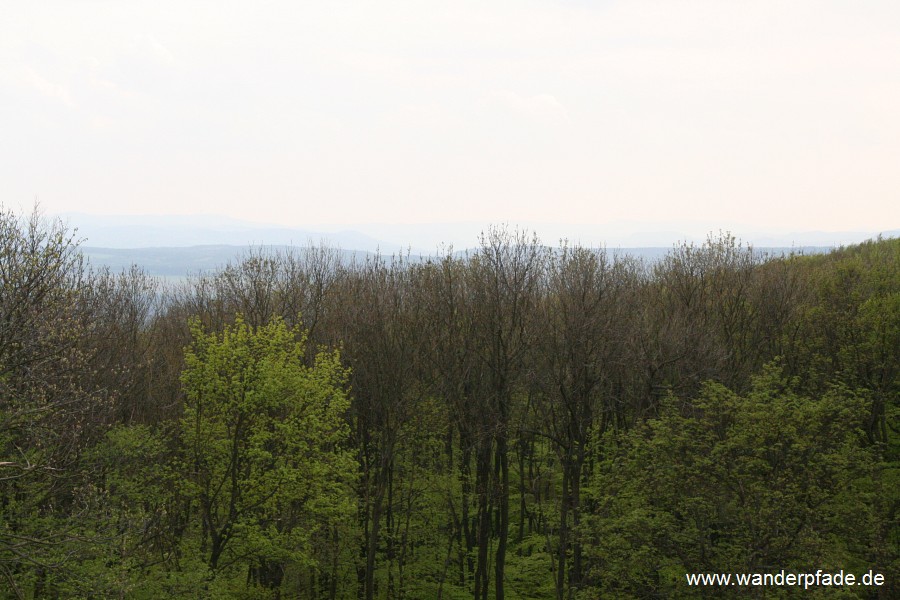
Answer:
584, 365, 876, 598
2, 209, 897, 599
178, 315, 356, 593
782, 239, 900, 590
78, 423, 184, 598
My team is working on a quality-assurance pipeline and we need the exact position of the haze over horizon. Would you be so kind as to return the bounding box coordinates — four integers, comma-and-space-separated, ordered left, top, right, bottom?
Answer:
55, 210, 897, 253
4, 1, 899, 236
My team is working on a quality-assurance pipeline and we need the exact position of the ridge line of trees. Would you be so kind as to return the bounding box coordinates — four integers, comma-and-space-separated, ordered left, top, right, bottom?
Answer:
1, 206, 897, 598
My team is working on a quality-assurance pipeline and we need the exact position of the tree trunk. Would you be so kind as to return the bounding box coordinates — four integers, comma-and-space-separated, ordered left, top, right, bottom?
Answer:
495, 434, 509, 600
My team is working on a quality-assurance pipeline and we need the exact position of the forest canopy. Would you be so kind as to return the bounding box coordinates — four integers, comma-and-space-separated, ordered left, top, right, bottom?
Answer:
0, 207, 897, 599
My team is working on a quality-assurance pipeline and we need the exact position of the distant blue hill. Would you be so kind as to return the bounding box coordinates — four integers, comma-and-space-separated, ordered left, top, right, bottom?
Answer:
81, 244, 836, 280
61, 213, 899, 255
81, 245, 375, 279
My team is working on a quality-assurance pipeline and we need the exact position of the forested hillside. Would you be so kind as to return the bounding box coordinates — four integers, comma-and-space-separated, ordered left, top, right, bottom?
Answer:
1, 208, 897, 598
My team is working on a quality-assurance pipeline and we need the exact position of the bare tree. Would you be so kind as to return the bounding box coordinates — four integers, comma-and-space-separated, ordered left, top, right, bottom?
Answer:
531, 244, 637, 599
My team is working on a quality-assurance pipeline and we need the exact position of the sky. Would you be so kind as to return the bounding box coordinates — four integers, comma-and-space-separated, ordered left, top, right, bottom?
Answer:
2, 0, 899, 238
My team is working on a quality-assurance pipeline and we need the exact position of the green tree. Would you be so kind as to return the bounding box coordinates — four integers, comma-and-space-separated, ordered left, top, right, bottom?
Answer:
179, 315, 356, 596
0, 207, 117, 596
584, 365, 876, 598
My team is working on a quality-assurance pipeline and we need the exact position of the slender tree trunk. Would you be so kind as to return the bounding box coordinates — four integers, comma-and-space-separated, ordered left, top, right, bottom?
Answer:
495, 434, 509, 600
517, 440, 527, 544
556, 465, 570, 600
459, 440, 476, 587
570, 464, 583, 597
365, 470, 387, 600
474, 440, 492, 600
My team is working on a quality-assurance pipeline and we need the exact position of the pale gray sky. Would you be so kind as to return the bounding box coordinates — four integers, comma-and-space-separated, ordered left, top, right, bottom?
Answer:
2, 0, 899, 234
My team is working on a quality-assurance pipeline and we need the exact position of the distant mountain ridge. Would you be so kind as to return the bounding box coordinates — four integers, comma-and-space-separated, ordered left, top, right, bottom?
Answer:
60, 212, 899, 252
81, 244, 840, 280
61, 213, 402, 253
62, 212, 898, 279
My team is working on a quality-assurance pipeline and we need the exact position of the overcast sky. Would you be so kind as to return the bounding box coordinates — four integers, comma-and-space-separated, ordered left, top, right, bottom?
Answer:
2, 0, 899, 235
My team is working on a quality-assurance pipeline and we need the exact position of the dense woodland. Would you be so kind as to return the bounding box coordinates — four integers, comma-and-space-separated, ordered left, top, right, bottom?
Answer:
1, 207, 897, 599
